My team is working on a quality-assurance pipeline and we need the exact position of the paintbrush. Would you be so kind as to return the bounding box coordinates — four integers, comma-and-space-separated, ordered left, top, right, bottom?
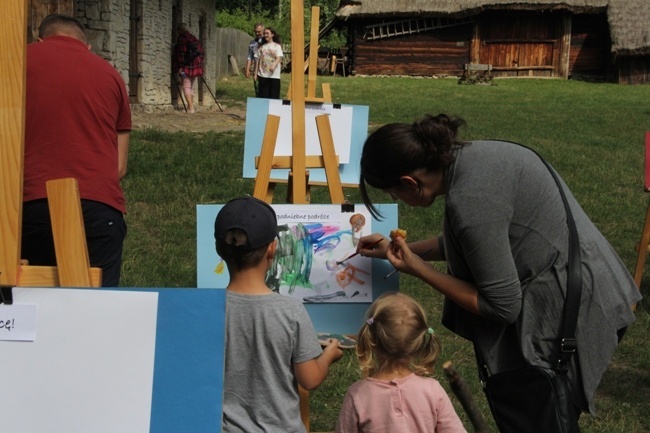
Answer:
384, 248, 434, 279
336, 237, 384, 265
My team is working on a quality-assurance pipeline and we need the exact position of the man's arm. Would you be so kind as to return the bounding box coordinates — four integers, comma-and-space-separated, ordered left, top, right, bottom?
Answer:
245, 59, 252, 78
117, 131, 130, 180
245, 42, 255, 78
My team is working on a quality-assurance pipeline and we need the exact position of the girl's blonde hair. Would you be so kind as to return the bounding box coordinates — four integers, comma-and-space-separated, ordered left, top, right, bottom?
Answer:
356, 292, 441, 377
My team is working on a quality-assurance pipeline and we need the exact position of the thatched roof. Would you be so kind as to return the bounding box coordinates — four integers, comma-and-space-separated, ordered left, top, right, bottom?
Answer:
608, 1, 650, 55
336, 0, 649, 55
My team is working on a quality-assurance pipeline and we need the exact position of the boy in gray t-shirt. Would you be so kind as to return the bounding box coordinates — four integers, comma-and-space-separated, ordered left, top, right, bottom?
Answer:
215, 197, 343, 433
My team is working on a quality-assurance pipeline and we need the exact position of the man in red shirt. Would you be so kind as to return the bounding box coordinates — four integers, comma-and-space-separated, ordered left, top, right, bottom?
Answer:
22, 14, 131, 287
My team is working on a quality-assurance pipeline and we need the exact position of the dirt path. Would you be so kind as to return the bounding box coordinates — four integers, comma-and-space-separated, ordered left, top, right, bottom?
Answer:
131, 102, 247, 133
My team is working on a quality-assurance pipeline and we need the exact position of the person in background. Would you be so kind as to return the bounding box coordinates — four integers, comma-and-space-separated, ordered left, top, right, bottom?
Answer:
355, 113, 641, 431
255, 27, 283, 99
245, 22, 264, 95
336, 292, 467, 433
22, 14, 131, 287
215, 196, 343, 433
174, 23, 204, 113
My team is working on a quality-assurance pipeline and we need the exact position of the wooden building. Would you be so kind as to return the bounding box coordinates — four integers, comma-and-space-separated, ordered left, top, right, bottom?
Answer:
335, 0, 650, 84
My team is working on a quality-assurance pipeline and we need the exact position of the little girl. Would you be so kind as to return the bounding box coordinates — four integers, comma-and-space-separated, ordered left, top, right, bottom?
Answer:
336, 292, 467, 433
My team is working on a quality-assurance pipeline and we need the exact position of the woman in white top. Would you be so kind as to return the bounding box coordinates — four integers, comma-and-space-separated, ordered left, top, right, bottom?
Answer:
255, 27, 284, 99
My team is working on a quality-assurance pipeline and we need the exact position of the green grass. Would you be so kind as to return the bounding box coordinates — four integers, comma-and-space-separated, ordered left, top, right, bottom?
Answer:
123, 74, 650, 432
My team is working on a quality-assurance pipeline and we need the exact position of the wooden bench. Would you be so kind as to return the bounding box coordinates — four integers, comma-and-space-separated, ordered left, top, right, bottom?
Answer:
459, 63, 493, 84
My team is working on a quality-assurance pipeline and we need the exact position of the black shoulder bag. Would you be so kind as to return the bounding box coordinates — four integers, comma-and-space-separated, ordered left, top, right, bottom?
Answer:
479, 147, 582, 433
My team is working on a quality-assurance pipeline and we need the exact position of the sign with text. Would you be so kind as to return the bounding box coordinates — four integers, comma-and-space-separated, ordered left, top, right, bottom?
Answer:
0, 303, 37, 341
2, 287, 226, 433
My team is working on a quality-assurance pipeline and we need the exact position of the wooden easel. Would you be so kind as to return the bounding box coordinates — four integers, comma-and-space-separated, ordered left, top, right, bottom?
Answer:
254, 4, 345, 206
283, 6, 333, 104
0, 1, 100, 299
252, 2, 345, 431
304, 6, 332, 104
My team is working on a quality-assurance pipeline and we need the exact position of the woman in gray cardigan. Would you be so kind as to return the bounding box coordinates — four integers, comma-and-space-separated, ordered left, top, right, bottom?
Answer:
356, 113, 641, 432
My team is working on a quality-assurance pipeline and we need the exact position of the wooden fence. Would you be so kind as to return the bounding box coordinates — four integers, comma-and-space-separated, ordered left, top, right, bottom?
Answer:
214, 28, 253, 78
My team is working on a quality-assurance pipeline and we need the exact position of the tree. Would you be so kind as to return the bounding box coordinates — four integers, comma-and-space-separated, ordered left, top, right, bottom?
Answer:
216, 0, 347, 47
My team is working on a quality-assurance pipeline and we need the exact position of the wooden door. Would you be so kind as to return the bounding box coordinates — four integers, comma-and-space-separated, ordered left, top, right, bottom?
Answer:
480, 12, 560, 77
171, 0, 182, 105
128, 0, 142, 103
28, 0, 74, 42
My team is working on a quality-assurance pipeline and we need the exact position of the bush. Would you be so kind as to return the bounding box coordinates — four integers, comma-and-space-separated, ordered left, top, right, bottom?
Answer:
215, 9, 275, 36
215, 3, 348, 49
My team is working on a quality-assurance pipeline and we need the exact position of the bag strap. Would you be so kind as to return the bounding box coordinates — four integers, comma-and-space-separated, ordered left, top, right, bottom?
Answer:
471, 142, 582, 377
531, 151, 582, 374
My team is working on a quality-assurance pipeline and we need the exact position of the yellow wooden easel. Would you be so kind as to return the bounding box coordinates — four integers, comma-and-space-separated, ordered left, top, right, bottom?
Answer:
253, 4, 345, 206
283, 6, 333, 104
0, 0, 100, 299
251, 2, 345, 431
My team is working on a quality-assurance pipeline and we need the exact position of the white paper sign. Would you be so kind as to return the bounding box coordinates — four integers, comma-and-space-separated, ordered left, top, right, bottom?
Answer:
0, 303, 38, 341
268, 99, 353, 163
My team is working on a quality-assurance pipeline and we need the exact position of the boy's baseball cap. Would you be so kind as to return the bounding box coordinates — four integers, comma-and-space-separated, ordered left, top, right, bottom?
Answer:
214, 196, 278, 251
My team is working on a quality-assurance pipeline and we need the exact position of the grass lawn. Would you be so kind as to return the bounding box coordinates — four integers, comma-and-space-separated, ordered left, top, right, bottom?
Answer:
124, 74, 650, 432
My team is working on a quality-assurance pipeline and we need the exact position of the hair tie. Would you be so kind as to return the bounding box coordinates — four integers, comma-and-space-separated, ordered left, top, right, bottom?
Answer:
366, 317, 374, 326
424, 327, 435, 344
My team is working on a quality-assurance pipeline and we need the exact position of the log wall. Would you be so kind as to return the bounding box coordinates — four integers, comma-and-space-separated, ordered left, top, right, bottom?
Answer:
350, 23, 472, 76
346, 11, 617, 82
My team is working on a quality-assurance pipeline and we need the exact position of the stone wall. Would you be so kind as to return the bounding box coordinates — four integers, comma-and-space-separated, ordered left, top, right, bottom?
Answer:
75, 0, 216, 107
138, 0, 174, 105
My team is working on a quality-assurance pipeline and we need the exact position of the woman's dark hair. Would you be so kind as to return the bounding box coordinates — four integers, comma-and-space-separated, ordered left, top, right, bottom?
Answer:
359, 113, 466, 219
263, 27, 281, 44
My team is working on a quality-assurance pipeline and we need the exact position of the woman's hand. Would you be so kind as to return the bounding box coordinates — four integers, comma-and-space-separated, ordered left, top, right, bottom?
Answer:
356, 234, 389, 259
386, 235, 424, 276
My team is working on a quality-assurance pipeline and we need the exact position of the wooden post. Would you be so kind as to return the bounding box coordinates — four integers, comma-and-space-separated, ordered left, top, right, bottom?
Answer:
290, 0, 308, 204
0, 1, 100, 291
557, 12, 572, 79
253, 115, 282, 203
315, 115, 345, 203
0, 0, 27, 289
307, 6, 320, 99
321, 83, 332, 103
47, 178, 93, 287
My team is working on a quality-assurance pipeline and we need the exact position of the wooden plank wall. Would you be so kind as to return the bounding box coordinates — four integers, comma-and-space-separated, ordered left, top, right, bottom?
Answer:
615, 55, 650, 85
28, 0, 74, 43
351, 23, 472, 76
568, 14, 610, 79
478, 12, 561, 77
346, 11, 645, 84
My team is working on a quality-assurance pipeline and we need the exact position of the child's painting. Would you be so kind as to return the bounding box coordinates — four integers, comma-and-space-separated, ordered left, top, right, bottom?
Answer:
268, 206, 373, 303
197, 203, 398, 334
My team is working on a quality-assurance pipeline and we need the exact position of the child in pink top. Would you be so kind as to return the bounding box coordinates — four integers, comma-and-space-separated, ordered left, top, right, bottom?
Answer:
336, 292, 467, 433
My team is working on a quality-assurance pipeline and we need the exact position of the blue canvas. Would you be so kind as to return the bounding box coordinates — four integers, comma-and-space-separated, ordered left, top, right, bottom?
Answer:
197, 203, 398, 334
